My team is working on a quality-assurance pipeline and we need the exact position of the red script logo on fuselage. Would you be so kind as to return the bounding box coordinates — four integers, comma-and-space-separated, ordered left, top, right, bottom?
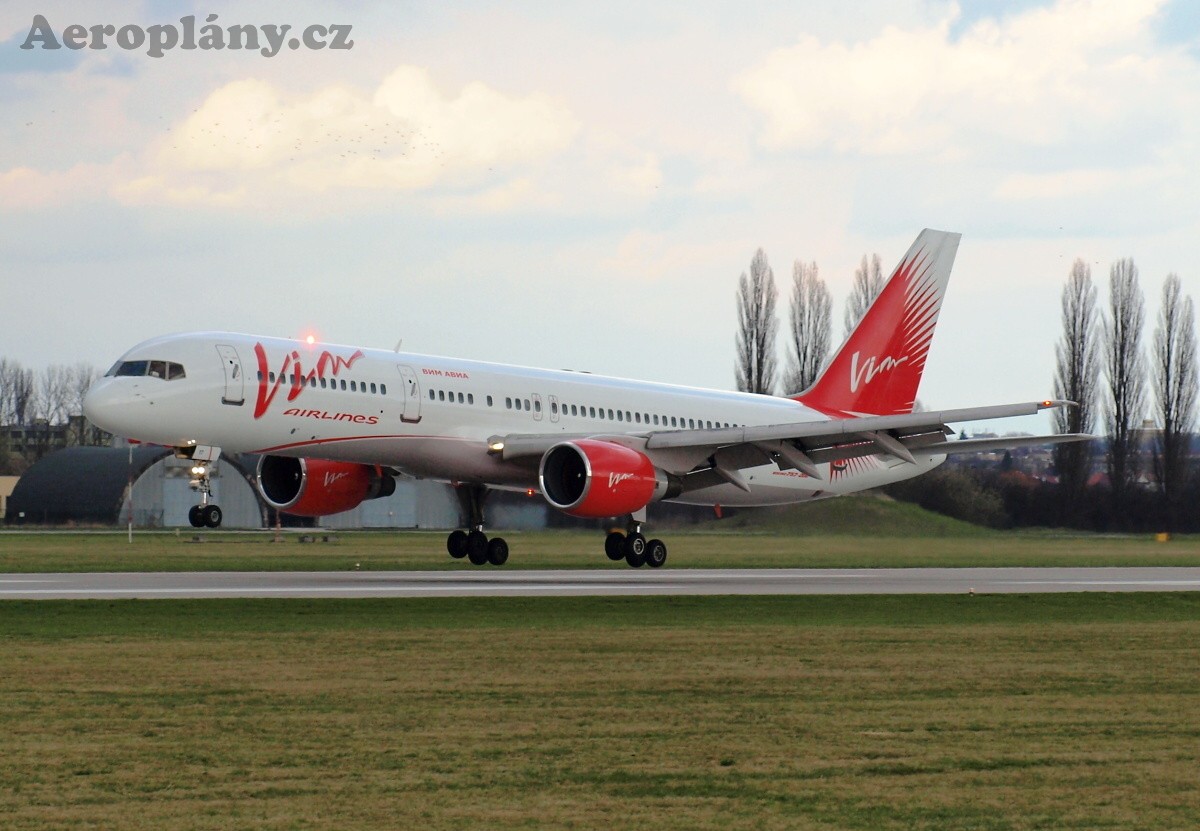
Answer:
253, 342, 365, 419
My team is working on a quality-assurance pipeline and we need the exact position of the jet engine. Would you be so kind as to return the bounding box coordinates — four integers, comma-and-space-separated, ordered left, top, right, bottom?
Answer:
256, 456, 396, 517
539, 439, 681, 519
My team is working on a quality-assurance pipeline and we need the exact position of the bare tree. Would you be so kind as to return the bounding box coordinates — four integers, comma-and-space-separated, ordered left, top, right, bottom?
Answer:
68, 362, 100, 445
39, 364, 72, 425
1152, 274, 1198, 532
784, 260, 832, 392
735, 248, 778, 395
0, 358, 15, 424
1104, 258, 1146, 525
843, 252, 883, 338
11, 364, 35, 425
1053, 259, 1101, 523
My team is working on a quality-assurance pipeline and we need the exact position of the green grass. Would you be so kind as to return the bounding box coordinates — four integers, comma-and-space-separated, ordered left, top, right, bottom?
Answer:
2, 524, 1200, 572
2, 595, 1199, 829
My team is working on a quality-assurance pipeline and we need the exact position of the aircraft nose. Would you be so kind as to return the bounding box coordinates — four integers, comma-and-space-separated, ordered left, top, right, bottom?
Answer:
82, 378, 127, 434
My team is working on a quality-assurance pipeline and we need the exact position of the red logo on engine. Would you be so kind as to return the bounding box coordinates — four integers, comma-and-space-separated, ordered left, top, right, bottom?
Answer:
253, 342, 364, 419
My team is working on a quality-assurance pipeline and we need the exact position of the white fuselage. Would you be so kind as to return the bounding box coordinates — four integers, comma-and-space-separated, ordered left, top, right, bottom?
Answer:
83, 332, 943, 507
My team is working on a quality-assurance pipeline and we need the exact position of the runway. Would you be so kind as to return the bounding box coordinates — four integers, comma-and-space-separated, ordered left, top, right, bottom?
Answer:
2, 567, 1200, 599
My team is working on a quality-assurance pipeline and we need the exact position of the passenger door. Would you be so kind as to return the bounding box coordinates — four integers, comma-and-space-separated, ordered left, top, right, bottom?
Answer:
216, 344, 244, 406
397, 365, 422, 423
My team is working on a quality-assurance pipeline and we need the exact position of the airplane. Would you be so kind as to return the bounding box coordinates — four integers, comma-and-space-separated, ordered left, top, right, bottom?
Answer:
83, 229, 1086, 568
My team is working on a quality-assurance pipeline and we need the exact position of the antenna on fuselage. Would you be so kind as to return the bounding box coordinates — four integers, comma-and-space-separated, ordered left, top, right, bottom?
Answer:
394, 339, 403, 352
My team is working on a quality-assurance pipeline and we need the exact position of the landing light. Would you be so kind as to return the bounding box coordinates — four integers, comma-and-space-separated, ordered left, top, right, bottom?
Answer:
488, 441, 505, 453
306, 335, 315, 345
190, 465, 207, 476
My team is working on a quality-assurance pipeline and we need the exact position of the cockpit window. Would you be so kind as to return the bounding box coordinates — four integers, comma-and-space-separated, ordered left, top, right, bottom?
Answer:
113, 360, 149, 377
107, 359, 187, 380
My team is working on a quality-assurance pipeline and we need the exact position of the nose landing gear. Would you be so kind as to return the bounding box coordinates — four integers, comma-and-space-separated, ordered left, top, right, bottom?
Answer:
184, 452, 223, 528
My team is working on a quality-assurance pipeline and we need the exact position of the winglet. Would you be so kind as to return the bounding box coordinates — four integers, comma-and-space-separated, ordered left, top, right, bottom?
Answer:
795, 229, 961, 416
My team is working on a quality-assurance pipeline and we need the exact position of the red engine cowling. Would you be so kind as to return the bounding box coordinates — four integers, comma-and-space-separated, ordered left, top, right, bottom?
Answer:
256, 456, 395, 517
539, 440, 678, 519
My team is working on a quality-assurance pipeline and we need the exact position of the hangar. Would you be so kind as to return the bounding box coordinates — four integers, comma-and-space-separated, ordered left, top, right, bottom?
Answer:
3, 445, 535, 530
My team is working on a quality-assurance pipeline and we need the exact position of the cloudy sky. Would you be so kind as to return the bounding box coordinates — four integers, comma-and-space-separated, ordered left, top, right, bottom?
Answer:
3, 0, 1199, 432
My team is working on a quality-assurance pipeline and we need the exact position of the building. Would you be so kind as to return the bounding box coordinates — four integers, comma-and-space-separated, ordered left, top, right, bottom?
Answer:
4, 445, 478, 530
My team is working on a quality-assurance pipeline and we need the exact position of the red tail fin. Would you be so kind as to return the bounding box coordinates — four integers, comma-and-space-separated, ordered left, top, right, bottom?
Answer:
795, 229, 960, 416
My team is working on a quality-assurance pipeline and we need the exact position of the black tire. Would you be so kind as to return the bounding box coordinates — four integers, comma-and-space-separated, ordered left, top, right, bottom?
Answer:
604, 531, 625, 561
447, 530, 468, 558
466, 530, 489, 565
487, 537, 509, 566
188, 505, 204, 528
203, 504, 222, 528
645, 539, 667, 568
624, 538, 646, 568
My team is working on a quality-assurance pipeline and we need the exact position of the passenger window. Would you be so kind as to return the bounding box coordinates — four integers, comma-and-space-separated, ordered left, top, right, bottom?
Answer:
381, 384, 387, 395
320, 378, 327, 389
599, 409, 606, 420
506, 397, 512, 409
458, 392, 464, 403
617, 410, 623, 422
524, 399, 531, 411
653, 415, 659, 425
551, 402, 558, 415
370, 383, 377, 394
350, 381, 357, 392
468, 394, 474, 405
671, 417, 677, 427
439, 390, 445, 401
487, 395, 493, 407
571, 405, 578, 416
429, 389, 435, 400
589, 407, 596, 418
608, 409, 614, 420
689, 419, 695, 429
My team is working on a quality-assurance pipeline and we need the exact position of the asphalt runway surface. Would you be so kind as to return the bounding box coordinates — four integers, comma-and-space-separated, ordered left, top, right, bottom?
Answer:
2, 567, 1200, 599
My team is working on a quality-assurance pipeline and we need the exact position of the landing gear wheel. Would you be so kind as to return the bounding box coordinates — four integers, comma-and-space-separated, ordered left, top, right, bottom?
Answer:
202, 504, 222, 529
486, 537, 509, 566
466, 530, 489, 565
605, 531, 626, 561
624, 534, 646, 568
447, 530, 468, 559
188, 505, 204, 528
644, 539, 667, 568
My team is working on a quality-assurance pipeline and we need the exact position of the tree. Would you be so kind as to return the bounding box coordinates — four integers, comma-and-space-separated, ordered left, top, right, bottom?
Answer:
734, 248, 778, 395
784, 260, 832, 392
1103, 258, 1146, 526
844, 252, 883, 338
67, 362, 100, 445
1052, 259, 1100, 523
1152, 273, 1198, 532
10, 364, 35, 425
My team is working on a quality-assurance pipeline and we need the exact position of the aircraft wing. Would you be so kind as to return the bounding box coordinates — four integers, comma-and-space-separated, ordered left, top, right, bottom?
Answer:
487, 399, 1091, 492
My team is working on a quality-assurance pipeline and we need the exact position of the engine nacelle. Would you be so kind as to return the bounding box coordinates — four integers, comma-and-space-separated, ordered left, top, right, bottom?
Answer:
539, 440, 680, 519
256, 456, 396, 517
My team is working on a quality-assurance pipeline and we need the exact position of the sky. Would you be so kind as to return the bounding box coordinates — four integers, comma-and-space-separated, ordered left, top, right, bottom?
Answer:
3, 0, 1200, 435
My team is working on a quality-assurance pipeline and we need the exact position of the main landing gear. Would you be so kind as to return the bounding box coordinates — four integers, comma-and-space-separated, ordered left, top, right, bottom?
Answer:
604, 517, 667, 569
447, 484, 508, 566
187, 462, 222, 528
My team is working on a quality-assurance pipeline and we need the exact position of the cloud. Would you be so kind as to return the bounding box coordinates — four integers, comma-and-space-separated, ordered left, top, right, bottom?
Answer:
734, 0, 1187, 159
123, 66, 580, 206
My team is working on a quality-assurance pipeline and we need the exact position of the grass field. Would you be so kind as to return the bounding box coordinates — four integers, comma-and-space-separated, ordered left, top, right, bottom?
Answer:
2, 526, 1200, 573
1, 594, 1198, 830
